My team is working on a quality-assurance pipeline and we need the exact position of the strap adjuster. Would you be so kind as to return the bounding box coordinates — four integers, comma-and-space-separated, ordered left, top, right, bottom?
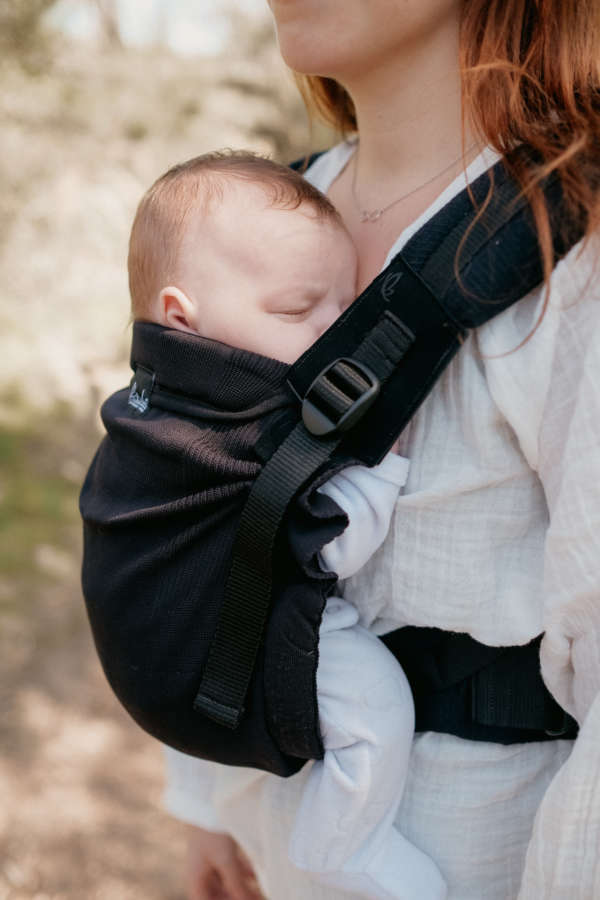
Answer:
302, 358, 380, 437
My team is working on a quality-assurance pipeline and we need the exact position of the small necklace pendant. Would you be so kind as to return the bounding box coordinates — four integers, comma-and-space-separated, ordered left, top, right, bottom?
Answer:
360, 209, 382, 223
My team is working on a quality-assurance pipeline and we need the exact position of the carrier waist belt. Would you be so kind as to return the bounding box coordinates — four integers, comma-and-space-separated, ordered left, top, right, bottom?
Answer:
381, 629, 578, 743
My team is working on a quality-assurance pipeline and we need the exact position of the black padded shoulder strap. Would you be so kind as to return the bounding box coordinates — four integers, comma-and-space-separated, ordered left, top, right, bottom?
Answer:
290, 154, 577, 464
194, 152, 584, 730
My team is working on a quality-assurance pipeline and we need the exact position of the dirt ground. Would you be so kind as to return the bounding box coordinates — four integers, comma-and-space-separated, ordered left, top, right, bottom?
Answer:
0, 26, 332, 899
0, 412, 194, 900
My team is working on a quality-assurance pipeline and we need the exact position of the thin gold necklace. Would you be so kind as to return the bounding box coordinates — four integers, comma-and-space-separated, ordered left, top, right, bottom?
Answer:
351, 144, 477, 223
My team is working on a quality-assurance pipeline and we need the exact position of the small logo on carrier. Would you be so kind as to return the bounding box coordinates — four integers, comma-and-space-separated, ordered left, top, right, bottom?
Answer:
128, 381, 149, 413
381, 271, 404, 302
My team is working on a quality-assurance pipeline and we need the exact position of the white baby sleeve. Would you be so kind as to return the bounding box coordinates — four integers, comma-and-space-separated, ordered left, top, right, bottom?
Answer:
317, 452, 410, 580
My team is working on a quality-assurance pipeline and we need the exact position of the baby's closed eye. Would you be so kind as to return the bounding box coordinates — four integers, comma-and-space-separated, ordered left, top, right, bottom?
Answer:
271, 308, 314, 321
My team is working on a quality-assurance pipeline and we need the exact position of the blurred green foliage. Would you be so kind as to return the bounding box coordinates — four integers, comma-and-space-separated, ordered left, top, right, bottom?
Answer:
0, 412, 84, 585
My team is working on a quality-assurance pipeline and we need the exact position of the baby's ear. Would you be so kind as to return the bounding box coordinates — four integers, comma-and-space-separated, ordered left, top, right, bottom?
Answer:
158, 286, 200, 334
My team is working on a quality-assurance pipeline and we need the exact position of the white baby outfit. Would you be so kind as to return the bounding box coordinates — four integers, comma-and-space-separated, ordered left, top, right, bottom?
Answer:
296, 455, 446, 899
163, 144, 600, 899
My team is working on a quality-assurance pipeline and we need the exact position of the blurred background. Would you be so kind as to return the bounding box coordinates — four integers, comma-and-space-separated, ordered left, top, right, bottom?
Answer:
0, 3, 332, 897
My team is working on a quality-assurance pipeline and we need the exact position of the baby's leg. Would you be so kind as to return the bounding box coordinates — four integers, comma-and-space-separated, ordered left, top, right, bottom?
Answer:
289, 595, 446, 900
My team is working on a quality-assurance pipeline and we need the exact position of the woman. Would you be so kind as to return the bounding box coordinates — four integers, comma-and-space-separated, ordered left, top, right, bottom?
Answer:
163, 1, 600, 897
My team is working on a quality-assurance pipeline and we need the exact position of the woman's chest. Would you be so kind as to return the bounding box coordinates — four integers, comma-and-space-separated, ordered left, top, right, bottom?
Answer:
327, 172, 447, 293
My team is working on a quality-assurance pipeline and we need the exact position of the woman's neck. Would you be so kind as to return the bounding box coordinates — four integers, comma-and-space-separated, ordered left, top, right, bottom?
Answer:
324, 5, 483, 293
340, 11, 478, 199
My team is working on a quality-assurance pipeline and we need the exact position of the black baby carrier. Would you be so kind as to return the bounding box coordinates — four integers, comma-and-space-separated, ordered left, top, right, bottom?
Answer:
80, 149, 581, 778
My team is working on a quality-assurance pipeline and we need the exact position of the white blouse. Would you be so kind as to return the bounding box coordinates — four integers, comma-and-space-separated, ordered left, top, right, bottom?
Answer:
163, 144, 600, 899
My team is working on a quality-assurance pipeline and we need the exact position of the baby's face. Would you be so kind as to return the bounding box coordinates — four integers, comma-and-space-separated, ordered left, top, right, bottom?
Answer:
160, 183, 358, 364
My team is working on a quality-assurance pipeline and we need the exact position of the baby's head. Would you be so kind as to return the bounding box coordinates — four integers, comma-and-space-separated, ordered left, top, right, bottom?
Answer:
128, 151, 357, 363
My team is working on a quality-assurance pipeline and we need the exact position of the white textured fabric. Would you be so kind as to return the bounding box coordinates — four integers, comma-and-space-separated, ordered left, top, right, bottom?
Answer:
163, 144, 600, 899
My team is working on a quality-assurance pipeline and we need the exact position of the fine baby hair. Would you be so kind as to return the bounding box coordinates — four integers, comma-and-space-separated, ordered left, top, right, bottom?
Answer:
127, 149, 342, 320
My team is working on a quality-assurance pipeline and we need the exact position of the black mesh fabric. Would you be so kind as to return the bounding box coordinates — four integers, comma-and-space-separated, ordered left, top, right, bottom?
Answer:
80, 324, 348, 775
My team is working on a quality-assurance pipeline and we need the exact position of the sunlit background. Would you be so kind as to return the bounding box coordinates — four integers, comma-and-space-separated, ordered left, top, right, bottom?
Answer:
50, 0, 269, 56
0, 3, 332, 897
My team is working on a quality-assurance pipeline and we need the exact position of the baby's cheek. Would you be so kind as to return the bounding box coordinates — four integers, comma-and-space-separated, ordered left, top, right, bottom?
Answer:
289, 322, 324, 361
244, 310, 328, 362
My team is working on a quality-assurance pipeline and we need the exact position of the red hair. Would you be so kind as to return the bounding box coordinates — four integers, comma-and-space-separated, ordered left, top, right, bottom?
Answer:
295, 1, 600, 300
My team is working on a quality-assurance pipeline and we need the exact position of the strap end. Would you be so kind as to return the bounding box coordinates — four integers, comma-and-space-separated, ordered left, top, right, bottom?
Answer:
193, 692, 243, 730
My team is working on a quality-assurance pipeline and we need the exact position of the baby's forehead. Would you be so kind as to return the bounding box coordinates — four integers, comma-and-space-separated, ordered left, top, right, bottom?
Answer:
181, 178, 348, 249
174, 176, 356, 300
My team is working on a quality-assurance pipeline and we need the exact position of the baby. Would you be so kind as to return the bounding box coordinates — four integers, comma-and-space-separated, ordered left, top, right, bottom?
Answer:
129, 151, 446, 900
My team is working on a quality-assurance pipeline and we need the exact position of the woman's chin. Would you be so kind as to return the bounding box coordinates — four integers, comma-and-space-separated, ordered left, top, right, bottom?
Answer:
273, 27, 351, 79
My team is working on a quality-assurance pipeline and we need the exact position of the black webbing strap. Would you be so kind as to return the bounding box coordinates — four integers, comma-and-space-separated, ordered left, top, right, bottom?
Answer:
470, 637, 578, 738
194, 312, 417, 726
193, 424, 337, 727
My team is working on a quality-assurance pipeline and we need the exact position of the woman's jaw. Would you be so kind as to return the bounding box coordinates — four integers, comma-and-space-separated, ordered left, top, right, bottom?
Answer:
266, 0, 462, 83
267, 0, 476, 184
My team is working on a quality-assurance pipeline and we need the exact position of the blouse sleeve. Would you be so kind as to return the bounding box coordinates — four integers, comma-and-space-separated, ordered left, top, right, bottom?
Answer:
505, 237, 600, 897
161, 744, 225, 832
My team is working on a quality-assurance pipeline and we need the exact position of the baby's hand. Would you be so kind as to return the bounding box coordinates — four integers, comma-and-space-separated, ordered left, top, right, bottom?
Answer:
184, 825, 263, 900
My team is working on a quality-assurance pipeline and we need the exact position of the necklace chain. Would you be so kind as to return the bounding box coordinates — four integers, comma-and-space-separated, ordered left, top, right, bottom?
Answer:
351, 144, 477, 224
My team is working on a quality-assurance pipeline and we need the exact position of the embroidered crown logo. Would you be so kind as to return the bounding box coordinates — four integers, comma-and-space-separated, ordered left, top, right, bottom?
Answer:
128, 381, 149, 414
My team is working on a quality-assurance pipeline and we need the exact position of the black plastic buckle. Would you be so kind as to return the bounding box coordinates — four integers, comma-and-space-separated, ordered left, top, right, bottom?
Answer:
302, 358, 380, 437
